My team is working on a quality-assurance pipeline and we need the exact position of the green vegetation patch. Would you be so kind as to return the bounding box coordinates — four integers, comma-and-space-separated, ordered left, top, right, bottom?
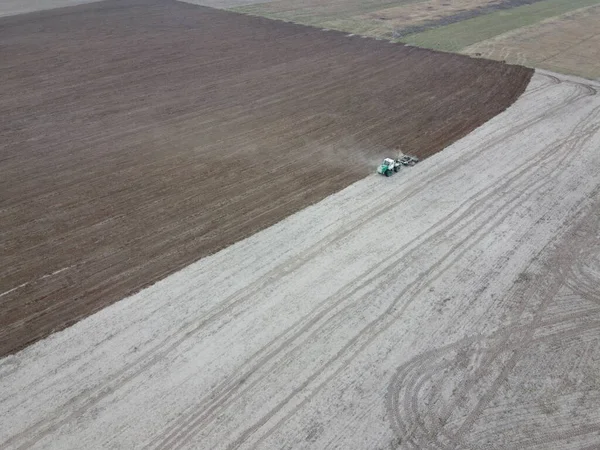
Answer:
401, 0, 600, 52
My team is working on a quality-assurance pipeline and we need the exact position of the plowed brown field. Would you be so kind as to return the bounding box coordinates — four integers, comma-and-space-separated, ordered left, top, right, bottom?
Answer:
0, 0, 532, 357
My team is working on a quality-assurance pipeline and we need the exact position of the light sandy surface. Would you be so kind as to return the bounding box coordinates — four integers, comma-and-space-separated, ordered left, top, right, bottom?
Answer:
0, 0, 100, 16
2, 71, 600, 449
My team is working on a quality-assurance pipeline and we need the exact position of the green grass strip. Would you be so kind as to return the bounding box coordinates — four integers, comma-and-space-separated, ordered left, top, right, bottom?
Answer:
401, 0, 600, 52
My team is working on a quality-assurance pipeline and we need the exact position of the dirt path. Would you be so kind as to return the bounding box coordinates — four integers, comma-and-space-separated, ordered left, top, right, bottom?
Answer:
0, 0, 531, 357
1, 71, 599, 449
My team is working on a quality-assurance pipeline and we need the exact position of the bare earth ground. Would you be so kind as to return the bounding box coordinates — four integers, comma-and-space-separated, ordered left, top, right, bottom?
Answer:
464, 4, 600, 80
1, 71, 599, 449
0, 0, 531, 357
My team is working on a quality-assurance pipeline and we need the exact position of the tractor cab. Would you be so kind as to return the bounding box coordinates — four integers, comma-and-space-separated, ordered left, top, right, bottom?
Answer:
377, 158, 399, 176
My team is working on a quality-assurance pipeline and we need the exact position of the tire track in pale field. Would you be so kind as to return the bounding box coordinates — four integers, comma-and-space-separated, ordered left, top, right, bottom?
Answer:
392, 231, 569, 449
390, 106, 600, 449
387, 318, 600, 449
385, 192, 600, 448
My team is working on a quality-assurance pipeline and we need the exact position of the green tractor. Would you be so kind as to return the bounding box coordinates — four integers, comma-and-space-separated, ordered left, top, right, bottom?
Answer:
377, 158, 401, 177
377, 155, 419, 176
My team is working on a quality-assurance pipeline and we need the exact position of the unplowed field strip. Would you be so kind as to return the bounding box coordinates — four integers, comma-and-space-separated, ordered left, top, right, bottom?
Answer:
0, 0, 531, 356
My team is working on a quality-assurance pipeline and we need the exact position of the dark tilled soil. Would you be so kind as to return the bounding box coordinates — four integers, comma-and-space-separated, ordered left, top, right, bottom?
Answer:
0, 0, 532, 356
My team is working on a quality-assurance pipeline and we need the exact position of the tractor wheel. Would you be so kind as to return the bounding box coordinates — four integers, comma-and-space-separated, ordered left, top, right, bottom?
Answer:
393, 166, 398, 172
385, 169, 392, 177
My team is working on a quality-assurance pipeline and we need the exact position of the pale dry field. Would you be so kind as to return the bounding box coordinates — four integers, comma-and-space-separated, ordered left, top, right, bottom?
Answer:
464, 4, 600, 79
2, 71, 600, 449
0, 0, 100, 16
